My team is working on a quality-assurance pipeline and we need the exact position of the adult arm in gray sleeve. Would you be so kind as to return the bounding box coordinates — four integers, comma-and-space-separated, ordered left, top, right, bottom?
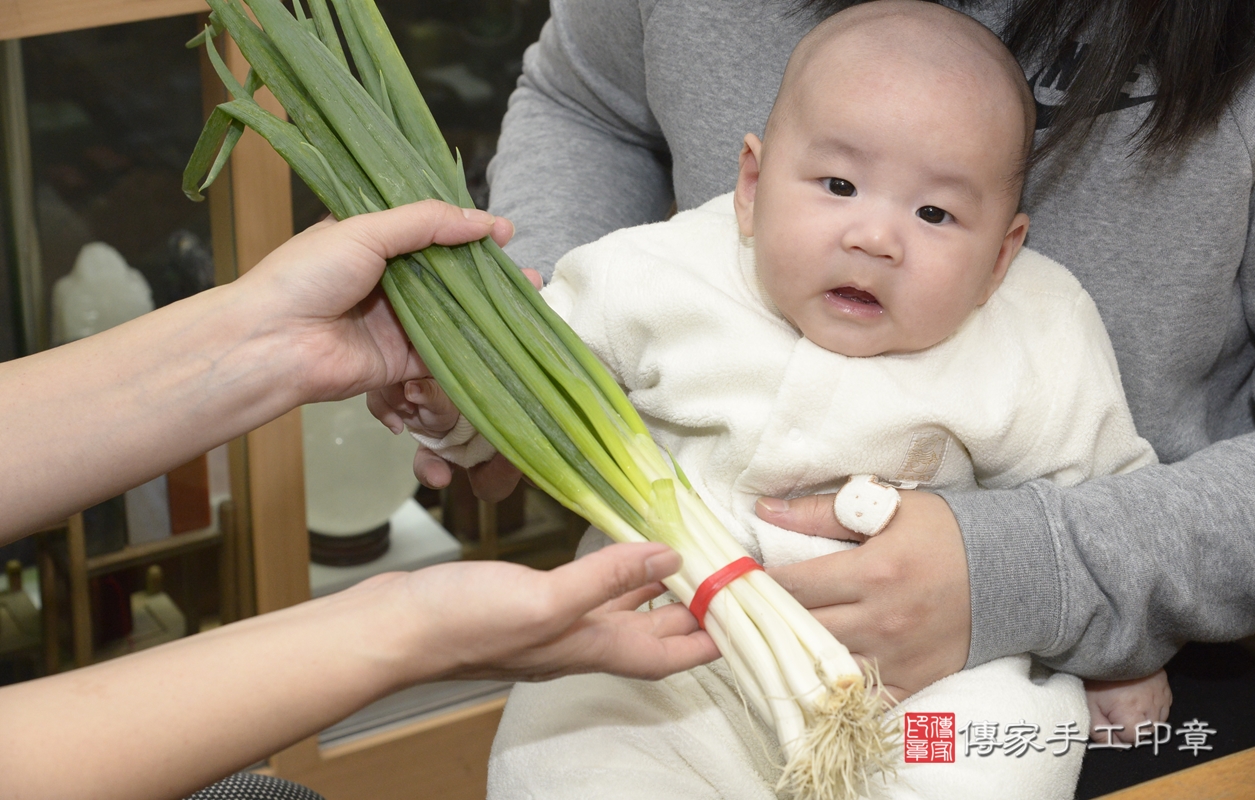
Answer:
487, 0, 675, 280
947, 434, 1255, 680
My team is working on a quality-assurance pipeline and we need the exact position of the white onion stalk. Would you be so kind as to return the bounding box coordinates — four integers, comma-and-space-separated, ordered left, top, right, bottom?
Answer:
620, 436, 897, 800
185, 0, 896, 796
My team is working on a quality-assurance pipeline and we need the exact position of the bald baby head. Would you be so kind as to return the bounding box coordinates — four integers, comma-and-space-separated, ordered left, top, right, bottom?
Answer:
732, 0, 1036, 358
767, 0, 1035, 197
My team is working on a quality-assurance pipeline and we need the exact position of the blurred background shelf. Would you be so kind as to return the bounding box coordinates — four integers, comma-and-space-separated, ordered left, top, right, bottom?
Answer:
84, 523, 222, 577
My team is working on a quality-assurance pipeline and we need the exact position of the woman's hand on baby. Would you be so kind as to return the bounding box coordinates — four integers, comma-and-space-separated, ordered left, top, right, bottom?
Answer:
1084, 669, 1172, 743
757, 490, 970, 701
380, 542, 719, 682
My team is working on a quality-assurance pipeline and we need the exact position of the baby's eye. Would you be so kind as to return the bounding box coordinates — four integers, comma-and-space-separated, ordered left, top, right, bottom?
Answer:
917, 206, 951, 224
824, 178, 856, 197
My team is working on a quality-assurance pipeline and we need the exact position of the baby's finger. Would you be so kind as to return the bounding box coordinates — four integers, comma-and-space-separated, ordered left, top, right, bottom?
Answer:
413, 447, 454, 489
468, 453, 524, 503
404, 377, 461, 432
366, 385, 413, 435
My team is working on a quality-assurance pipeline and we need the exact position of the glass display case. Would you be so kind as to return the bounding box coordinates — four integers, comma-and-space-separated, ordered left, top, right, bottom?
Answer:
0, 11, 241, 672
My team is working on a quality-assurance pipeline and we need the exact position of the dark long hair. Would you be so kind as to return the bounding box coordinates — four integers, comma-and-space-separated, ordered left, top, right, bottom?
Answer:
791, 0, 1255, 159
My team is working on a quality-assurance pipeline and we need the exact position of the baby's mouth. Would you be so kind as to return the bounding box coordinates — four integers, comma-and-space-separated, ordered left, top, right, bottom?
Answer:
829, 285, 881, 308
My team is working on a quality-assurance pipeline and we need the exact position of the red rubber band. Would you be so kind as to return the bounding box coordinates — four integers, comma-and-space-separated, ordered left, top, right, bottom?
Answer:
688, 556, 764, 629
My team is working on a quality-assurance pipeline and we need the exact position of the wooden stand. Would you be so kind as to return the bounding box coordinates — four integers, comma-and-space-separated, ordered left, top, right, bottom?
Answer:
36, 500, 242, 670
445, 475, 585, 568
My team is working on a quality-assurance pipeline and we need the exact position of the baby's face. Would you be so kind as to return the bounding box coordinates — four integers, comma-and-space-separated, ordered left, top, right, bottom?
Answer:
735, 47, 1029, 357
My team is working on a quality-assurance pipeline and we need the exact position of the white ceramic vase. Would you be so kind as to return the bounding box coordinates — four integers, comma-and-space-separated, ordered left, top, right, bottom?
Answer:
302, 394, 419, 564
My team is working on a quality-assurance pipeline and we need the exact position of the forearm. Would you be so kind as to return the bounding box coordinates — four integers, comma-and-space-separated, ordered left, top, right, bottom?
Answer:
0, 282, 299, 539
0, 576, 414, 800
948, 433, 1255, 677
0, 541, 713, 800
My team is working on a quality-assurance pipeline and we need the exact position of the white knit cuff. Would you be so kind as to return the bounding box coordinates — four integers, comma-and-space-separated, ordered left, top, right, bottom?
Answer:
409, 415, 497, 469
833, 474, 900, 536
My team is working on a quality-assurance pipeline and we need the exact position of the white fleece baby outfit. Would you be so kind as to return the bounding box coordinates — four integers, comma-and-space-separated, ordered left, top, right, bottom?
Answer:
431, 194, 1157, 799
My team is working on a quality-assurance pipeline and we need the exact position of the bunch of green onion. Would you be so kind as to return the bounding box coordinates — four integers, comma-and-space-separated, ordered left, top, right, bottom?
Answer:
185, 1, 894, 796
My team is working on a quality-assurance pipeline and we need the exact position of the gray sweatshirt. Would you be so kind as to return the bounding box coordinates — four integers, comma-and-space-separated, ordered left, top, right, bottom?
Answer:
485, 0, 1255, 679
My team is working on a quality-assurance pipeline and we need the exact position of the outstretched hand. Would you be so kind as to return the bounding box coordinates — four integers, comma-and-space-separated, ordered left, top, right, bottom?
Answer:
757, 489, 971, 701
385, 542, 718, 682
238, 200, 515, 405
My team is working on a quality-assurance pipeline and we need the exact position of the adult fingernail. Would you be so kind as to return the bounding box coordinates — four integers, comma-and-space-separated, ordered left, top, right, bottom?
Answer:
757, 497, 789, 514
644, 550, 680, 582
404, 382, 424, 404
462, 207, 495, 224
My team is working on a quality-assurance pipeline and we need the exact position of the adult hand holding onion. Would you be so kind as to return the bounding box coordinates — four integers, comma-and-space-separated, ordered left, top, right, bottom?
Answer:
235, 201, 514, 407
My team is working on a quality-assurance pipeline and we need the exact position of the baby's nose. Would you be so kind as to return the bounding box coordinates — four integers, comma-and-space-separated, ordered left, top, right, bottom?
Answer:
840, 208, 903, 263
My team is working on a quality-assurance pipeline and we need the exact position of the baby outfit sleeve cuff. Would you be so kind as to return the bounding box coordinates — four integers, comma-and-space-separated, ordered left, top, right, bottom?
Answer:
409, 416, 497, 468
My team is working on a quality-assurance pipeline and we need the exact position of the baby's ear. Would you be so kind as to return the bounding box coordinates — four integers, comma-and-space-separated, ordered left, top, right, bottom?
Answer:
981, 212, 1030, 303
734, 134, 763, 238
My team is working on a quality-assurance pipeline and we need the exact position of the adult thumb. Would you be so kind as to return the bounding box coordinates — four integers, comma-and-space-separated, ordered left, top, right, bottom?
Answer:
755, 494, 867, 542
547, 543, 681, 616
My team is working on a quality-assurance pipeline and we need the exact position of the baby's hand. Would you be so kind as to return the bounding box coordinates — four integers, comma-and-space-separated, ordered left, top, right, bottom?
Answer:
368, 374, 522, 500
366, 267, 541, 499
1084, 669, 1172, 744
367, 377, 466, 488
367, 377, 458, 437
400, 377, 462, 437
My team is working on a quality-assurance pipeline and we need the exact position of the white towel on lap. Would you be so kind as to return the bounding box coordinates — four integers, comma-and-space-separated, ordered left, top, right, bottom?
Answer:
489, 655, 1087, 800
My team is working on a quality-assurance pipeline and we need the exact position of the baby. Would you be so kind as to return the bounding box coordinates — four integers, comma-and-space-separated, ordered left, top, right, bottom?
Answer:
402, 1, 1169, 796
